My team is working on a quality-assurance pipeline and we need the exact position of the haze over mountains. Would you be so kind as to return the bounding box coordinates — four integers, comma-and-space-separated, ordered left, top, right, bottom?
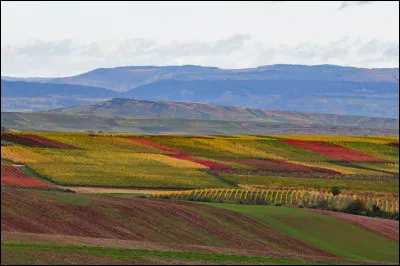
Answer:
1, 64, 399, 118
47, 98, 399, 129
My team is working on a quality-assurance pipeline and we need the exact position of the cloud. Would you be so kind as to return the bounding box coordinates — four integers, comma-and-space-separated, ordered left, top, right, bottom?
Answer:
338, 1, 374, 10
1, 35, 398, 77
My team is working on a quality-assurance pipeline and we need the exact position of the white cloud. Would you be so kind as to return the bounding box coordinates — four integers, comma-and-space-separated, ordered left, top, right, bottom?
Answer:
1, 1, 398, 77
1, 35, 398, 77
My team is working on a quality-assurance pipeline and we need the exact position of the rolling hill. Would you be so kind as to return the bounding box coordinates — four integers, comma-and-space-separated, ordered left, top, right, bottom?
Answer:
1, 112, 399, 135
1, 79, 120, 112
46, 98, 400, 129
5, 64, 397, 92
2, 64, 398, 118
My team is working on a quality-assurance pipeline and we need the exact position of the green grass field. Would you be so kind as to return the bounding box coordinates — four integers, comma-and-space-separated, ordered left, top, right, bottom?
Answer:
0, 242, 362, 265
199, 203, 399, 263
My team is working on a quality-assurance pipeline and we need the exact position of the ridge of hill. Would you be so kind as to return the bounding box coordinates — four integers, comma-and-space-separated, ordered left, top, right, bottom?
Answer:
46, 98, 400, 129
2, 64, 399, 118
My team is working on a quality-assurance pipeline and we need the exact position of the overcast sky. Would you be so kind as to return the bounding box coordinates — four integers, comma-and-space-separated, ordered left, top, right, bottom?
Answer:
1, 1, 399, 77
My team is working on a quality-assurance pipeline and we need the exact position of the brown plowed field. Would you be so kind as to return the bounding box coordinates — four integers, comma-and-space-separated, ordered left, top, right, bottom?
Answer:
307, 209, 399, 242
1, 188, 338, 261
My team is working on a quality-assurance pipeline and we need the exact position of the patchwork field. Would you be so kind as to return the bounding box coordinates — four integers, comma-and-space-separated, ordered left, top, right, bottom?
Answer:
1, 189, 398, 264
1, 132, 399, 264
1, 133, 398, 192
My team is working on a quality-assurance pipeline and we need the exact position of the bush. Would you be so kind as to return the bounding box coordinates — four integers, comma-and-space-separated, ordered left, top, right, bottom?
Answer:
331, 186, 341, 196
344, 199, 368, 215
372, 204, 381, 213
314, 199, 329, 210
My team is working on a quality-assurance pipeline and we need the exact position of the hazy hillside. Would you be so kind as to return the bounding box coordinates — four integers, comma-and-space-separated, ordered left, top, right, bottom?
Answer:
7, 64, 396, 92
46, 98, 400, 129
1, 112, 398, 135
1, 64, 398, 117
123, 79, 399, 118
1, 79, 120, 112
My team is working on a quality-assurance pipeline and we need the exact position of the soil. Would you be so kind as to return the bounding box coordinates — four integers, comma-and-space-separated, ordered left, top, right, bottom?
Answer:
1, 188, 339, 261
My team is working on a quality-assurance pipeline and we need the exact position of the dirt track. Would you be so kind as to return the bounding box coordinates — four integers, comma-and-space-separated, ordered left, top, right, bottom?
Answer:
307, 209, 399, 242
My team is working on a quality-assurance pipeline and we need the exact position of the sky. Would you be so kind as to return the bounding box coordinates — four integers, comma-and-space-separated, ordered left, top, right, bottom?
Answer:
1, 1, 399, 77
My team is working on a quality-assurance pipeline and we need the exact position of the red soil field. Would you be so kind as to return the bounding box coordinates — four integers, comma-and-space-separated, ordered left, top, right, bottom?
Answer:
1, 163, 52, 188
129, 137, 234, 170
1, 134, 82, 149
128, 137, 190, 155
1, 189, 338, 261
389, 142, 399, 147
280, 140, 386, 162
222, 158, 341, 175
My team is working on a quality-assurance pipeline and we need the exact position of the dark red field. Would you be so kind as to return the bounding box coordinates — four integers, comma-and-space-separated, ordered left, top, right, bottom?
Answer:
222, 158, 341, 175
1, 134, 82, 149
128, 137, 190, 155
280, 140, 386, 162
1, 163, 52, 189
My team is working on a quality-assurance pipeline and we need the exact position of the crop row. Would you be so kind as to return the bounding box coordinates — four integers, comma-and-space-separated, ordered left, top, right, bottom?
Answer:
152, 188, 399, 213
275, 135, 399, 144
220, 158, 342, 174
280, 140, 387, 162
1, 163, 52, 188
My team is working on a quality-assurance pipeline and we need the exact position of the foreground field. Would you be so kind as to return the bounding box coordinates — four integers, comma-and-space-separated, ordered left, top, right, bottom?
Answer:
2, 242, 347, 265
1, 188, 398, 265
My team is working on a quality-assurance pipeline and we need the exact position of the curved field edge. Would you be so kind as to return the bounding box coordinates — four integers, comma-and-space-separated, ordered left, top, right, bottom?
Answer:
197, 202, 399, 263
0, 242, 364, 265
306, 209, 399, 242
0, 188, 338, 260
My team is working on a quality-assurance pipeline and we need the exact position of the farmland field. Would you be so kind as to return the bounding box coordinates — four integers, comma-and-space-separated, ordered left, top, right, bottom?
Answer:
1, 133, 398, 193
1, 132, 399, 265
1, 188, 398, 264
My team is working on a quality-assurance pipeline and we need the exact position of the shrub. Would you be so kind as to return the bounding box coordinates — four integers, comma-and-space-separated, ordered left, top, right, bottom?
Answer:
331, 186, 341, 196
314, 199, 329, 210
372, 204, 381, 213
344, 199, 368, 215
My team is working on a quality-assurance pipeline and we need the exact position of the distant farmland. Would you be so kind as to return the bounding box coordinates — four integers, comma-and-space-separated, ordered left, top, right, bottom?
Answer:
1, 133, 398, 193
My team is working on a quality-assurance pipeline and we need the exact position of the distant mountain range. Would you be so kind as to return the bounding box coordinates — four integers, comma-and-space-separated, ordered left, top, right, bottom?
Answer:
2, 64, 399, 118
46, 98, 399, 129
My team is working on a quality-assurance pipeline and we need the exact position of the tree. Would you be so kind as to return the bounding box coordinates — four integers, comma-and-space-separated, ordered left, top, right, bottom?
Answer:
331, 186, 341, 196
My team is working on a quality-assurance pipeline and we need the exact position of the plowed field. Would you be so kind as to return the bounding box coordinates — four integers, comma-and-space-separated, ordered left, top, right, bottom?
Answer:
1, 163, 52, 189
1, 188, 337, 261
